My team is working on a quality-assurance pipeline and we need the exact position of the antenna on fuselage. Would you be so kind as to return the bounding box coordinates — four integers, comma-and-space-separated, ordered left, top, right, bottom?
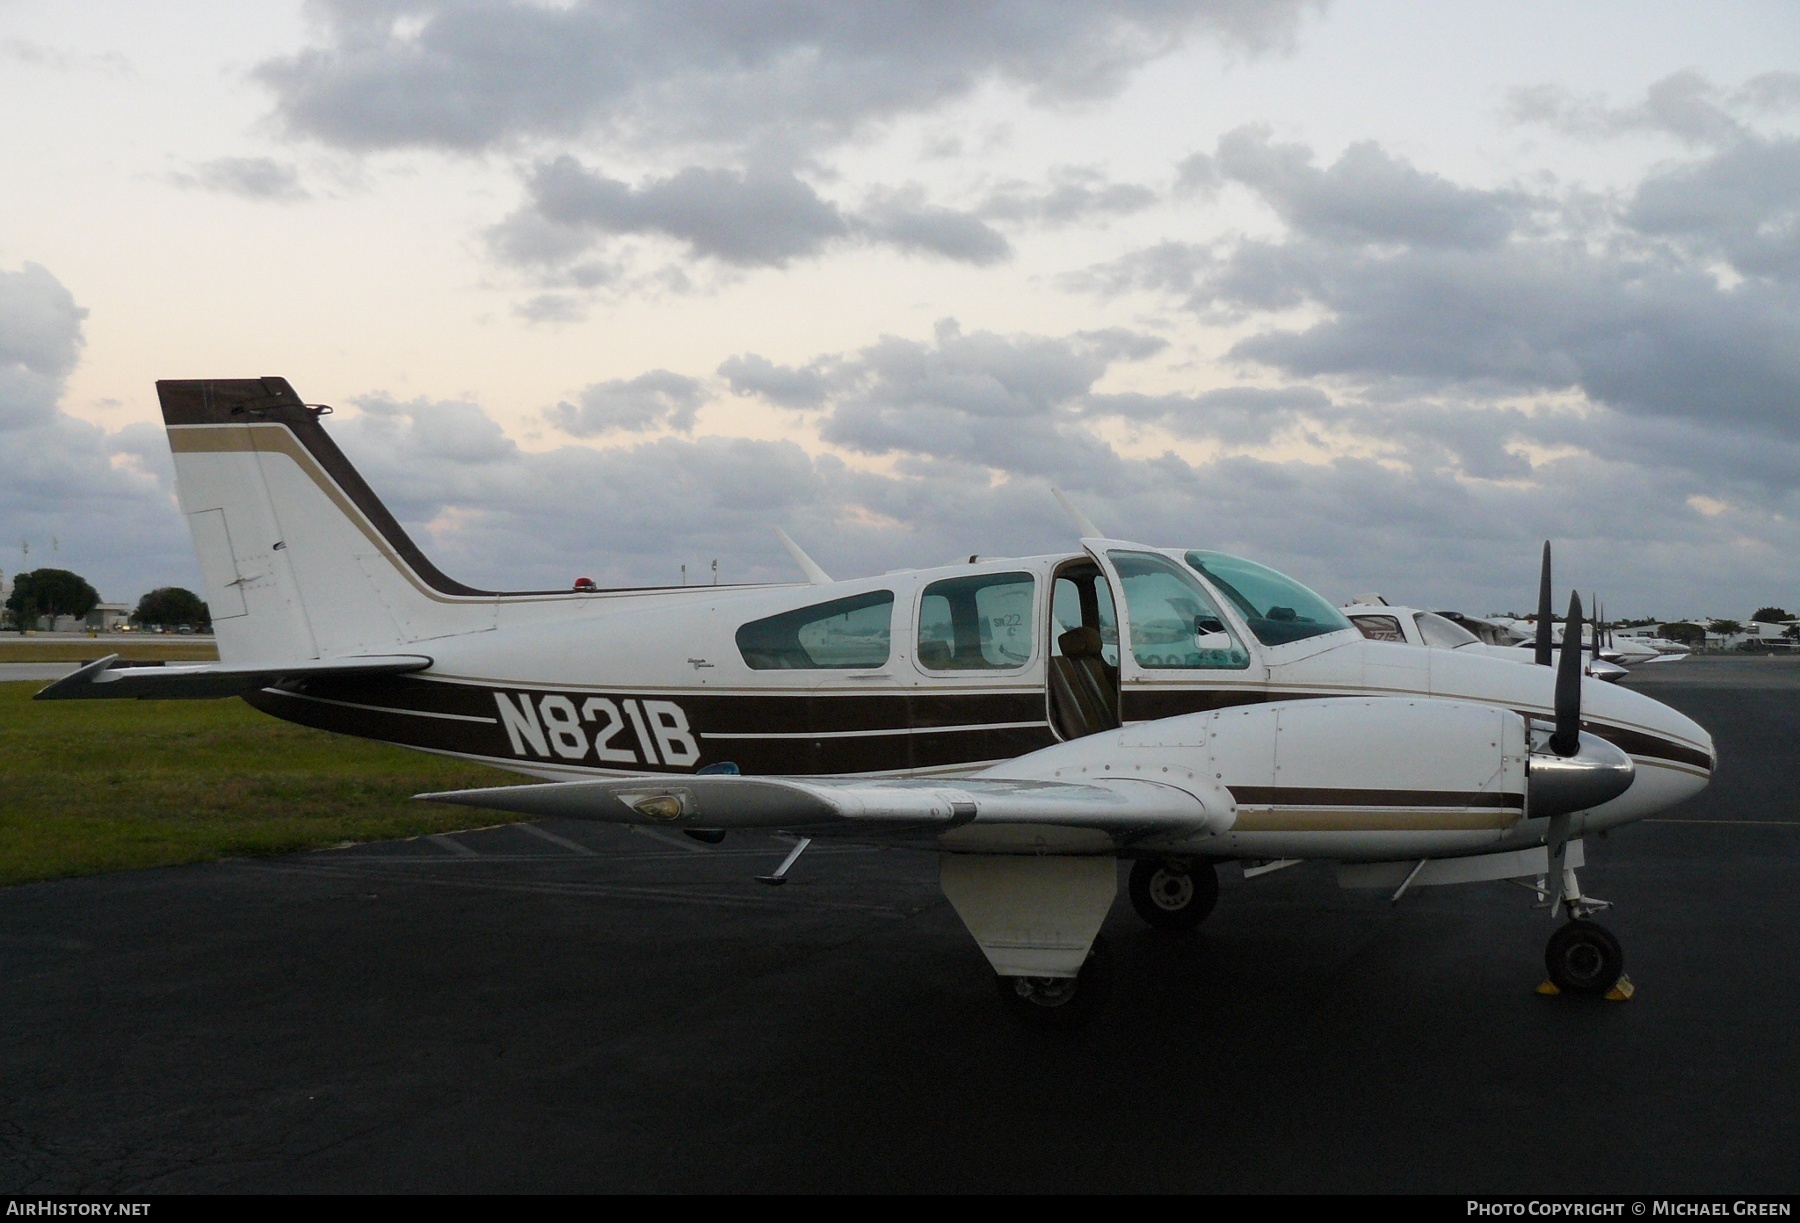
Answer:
1050, 487, 1102, 539
774, 528, 832, 584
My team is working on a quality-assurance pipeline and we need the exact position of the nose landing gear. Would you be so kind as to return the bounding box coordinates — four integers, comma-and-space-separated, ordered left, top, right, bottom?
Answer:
1536, 865, 1631, 999
1127, 857, 1219, 931
1544, 919, 1626, 996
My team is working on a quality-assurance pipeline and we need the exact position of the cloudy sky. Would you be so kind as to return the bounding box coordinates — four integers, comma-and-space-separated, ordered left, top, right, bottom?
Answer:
2, 1, 1796, 618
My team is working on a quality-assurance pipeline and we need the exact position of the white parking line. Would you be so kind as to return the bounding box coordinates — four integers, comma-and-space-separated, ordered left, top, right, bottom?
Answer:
427, 833, 479, 857
516, 822, 597, 855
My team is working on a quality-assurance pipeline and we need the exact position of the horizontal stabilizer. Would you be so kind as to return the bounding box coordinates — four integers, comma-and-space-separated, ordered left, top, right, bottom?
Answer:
418, 774, 1214, 836
34, 653, 433, 700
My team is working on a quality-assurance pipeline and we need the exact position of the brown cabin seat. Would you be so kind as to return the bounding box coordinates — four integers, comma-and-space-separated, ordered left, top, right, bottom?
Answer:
1050, 625, 1120, 739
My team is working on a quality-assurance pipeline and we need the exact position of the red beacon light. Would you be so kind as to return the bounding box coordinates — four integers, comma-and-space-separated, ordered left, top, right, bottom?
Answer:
572, 577, 598, 592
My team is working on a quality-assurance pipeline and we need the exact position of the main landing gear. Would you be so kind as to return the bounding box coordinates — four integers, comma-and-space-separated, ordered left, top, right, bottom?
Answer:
1127, 857, 1218, 931
995, 936, 1113, 1029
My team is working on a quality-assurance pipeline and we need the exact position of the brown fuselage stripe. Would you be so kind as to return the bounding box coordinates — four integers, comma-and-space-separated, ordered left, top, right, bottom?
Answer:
1232, 809, 1521, 832
1228, 786, 1525, 808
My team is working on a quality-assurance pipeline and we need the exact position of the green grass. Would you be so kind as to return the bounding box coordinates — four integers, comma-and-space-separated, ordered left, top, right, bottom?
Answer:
0, 681, 520, 886
0, 638, 219, 662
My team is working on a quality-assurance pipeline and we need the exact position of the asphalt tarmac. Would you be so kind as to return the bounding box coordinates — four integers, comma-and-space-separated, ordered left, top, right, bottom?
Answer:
2, 657, 1796, 1193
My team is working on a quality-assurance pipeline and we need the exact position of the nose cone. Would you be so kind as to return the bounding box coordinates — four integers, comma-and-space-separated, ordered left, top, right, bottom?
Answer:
1530, 731, 1635, 818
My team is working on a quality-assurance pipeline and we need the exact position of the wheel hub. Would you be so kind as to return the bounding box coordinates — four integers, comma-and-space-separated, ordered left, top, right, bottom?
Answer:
1561, 941, 1606, 984
1011, 975, 1078, 1008
1149, 869, 1194, 911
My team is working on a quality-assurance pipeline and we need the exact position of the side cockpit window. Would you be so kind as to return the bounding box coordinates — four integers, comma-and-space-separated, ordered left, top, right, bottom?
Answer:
1415, 611, 1479, 649
1108, 551, 1249, 670
918, 572, 1035, 671
737, 591, 894, 670
1352, 614, 1406, 643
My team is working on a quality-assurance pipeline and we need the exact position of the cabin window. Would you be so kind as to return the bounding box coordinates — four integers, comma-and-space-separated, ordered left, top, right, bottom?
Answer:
1107, 551, 1249, 670
736, 591, 895, 670
1351, 614, 1406, 643
918, 572, 1035, 670
1051, 570, 1119, 666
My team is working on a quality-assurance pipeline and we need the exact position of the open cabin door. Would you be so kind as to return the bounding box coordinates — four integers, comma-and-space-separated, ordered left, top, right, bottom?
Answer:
1045, 553, 1123, 740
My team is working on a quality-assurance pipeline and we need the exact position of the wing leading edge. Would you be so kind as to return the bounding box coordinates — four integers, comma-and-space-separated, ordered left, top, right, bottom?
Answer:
418, 773, 1224, 837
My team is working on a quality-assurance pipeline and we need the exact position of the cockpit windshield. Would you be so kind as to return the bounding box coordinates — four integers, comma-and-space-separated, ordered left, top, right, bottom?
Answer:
1183, 551, 1353, 647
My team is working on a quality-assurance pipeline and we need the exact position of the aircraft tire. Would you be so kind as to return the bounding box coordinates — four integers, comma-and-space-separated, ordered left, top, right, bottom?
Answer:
995, 935, 1113, 1030
1544, 919, 1625, 996
1128, 857, 1218, 931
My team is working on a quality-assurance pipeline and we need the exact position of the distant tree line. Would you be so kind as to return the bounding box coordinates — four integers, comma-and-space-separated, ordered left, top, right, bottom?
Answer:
4, 568, 98, 633
1, 568, 209, 632
133, 587, 210, 629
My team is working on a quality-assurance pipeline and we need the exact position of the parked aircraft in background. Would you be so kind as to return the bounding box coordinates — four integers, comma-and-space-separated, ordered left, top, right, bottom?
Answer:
1340, 598, 1629, 682
38, 379, 1715, 1024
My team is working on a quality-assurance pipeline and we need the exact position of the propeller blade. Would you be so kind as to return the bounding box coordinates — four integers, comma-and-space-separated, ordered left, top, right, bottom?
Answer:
1535, 541, 1554, 666
1591, 590, 1600, 672
1549, 591, 1585, 757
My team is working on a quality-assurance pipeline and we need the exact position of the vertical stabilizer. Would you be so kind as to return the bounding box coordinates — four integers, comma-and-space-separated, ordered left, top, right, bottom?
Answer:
158, 378, 502, 664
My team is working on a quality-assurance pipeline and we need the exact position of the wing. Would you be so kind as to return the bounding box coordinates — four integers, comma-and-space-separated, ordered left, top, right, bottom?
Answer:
34, 652, 433, 700
417, 773, 1224, 837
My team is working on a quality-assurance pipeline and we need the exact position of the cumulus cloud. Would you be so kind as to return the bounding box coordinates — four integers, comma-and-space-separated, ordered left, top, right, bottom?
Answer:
173, 156, 309, 202
1074, 112, 1800, 487
1087, 385, 1334, 446
1212, 125, 1523, 249
490, 156, 1010, 274
0, 37, 131, 75
517, 158, 849, 268
722, 319, 1187, 481
313, 385, 1800, 619
255, 1, 1318, 156
0, 263, 199, 601
548, 371, 707, 436
856, 186, 1012, 264
1507, 69, 1800, 148
1627, 136, 1800, 282
719, 353, 830, 409
979, 166, 1158, 226
513, 293, 590, 324
0, 262, 87, 430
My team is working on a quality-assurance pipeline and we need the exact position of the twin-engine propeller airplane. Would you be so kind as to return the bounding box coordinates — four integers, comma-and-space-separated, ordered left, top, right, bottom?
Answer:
39, 379, 1715, 1025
